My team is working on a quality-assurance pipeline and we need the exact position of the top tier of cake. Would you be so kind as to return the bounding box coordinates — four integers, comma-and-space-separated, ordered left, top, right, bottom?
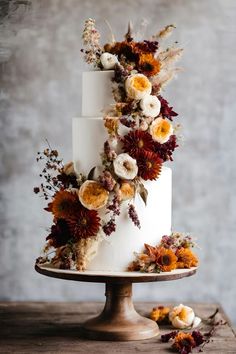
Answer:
82, 71, 114, 117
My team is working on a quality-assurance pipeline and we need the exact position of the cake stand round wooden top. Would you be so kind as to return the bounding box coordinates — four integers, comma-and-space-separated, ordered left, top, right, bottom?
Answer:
35, 264, 197, 283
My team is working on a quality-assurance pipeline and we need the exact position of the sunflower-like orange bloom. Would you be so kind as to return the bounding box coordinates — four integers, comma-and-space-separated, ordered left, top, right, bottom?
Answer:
104, 41, 138, 62
51, 190, 80, 219
173, 332, 196, 352
176, 248, 198, 268
138, 53, 161, 77
156, 247, 177, 272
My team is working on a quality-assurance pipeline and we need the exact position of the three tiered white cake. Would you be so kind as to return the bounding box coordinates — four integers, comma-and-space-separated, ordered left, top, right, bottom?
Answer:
35, 19, 198, 275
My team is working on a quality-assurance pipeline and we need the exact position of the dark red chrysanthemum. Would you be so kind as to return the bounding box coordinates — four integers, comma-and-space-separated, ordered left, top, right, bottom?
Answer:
158, 95, 178, 121
68, 207, 101, 239
154, 135, 178, 162
122, 130, 155, 158
46, 219, 73, 248
136, 150, 162, 180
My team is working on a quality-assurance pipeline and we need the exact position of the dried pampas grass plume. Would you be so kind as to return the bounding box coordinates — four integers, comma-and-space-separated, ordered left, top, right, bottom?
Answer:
152, 67, 182, 91
158, 47, 183, 68
153, 24, 176, 40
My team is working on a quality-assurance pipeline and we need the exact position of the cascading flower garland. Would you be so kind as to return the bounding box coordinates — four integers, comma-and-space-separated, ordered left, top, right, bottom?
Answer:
35, 20, 198, 271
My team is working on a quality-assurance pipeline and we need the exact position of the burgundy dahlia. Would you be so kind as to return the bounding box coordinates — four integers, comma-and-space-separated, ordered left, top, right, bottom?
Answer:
154, 135, 178, 162
68, 207, 101, 239
122, 130, 155, 158
46, 219, 73, 248
136, 150, 162, 180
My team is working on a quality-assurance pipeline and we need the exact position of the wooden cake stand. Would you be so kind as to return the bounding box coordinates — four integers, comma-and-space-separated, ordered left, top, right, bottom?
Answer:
35, 264, 197, 341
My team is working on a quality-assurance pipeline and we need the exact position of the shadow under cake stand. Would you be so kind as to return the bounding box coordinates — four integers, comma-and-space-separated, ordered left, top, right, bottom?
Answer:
35, 264, 197, 341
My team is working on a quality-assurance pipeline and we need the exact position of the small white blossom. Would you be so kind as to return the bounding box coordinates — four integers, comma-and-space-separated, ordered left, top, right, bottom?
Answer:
100, 52, 118, 69
140, 95, 161, 118
113, 153, 138, 180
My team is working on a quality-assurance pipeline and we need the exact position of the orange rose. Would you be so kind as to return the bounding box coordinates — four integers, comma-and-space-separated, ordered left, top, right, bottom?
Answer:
78, 180, 109, 210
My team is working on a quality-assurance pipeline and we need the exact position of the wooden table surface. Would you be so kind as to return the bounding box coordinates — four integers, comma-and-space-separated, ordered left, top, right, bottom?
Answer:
0, 302, 235, 353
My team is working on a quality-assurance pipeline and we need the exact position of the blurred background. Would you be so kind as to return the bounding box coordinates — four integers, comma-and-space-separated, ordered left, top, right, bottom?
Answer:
0, 0, 236, 324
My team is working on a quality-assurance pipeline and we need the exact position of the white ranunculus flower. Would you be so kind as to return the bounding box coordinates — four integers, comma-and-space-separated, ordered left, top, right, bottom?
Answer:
140, 95, 161, 118
100, 52, 118, 70
169, 304, 195, 329
125, 74, 152, 100
113, 153, 138, 180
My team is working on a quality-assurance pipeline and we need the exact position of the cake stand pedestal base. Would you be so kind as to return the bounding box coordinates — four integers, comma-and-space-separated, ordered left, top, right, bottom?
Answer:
82, 282, 159, 340
35, 265, 197, 341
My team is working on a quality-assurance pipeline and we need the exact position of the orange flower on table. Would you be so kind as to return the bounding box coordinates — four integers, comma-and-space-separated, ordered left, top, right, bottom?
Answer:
150, 305, 170, 323
156, 247, 177, 272
176, 248, 198, 269
138, 53, 161, 77
49, 190, 80, 219
150, 117, 173, 144
78, 180, 109, 210
173, 332, 196, 352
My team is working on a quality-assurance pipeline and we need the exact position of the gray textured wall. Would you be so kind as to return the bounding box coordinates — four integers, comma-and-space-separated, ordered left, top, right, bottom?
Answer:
1, 0, 236, 324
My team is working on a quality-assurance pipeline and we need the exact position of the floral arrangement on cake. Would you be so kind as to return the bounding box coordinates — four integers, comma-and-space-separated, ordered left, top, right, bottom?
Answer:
35, 19, 198, 271
128, 232, 198, 273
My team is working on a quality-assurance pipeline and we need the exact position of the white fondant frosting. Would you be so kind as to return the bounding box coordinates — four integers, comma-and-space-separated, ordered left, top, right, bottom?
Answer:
72, 70, 172, 271
72, 117, 106, 175
88, 167, 172, 271
82, 71, 114, 117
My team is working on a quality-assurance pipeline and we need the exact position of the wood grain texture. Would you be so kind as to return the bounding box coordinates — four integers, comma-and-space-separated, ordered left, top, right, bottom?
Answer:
82, 283, 159, 341
0, 302, 235, 353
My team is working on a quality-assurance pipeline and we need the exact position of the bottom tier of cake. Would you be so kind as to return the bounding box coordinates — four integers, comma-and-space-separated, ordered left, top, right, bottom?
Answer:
87, 166, 172, 271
